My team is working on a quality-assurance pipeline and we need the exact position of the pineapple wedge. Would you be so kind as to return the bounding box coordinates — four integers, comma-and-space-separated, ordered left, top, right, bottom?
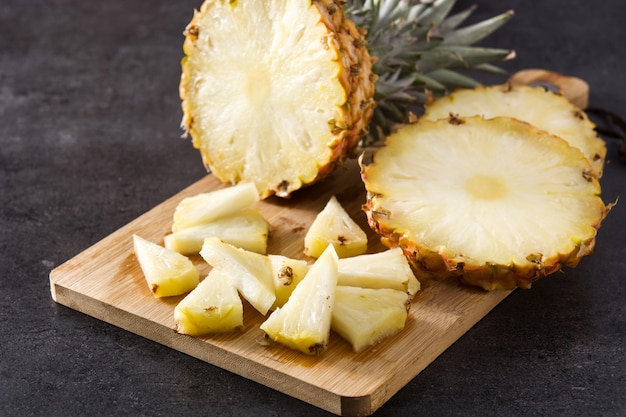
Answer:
422, 84, 607, 178
132, 234, 199, 297
269, 255, 309, 310
174, 269, 243, 336
332, 286, 410, 352
165, 209, 269, 255
362, 116, 611, 290
172, 182, 259, 232
304, 195, 368, 258
260, 245, 338, 355
337, 248, 420, 300
199, 237, 275, 315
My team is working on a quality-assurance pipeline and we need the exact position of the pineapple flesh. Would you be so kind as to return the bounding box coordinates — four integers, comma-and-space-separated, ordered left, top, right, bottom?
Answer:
199, 237, 275, 315
175, 269, 244, 336
132, 234, 199, 297
337, 247, 420, 300
165, 209, 269, 255
268, 255, 310, 310
422, 84, 607, 177
180, 0, 376, 198
332, 286, 410, 352
260, 245, 339, 355
362, 116, 611, 291
304, 195, 368, 258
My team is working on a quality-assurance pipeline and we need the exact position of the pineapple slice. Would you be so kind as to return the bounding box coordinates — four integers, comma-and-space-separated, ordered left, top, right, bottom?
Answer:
304, 195, 368, 258
422, 84, 607, 178
180, 0, 376, 198
174, 269, 243, 336
362, 116, 611, 291
172, 182, 259, 232
337, 248, 420, 300
268, 255, 309, 310
132, 234, 199, 297
199, 237, 275, 315
260, 245, 338, 355
165, 209, 269, 255
332, 286, 410, 353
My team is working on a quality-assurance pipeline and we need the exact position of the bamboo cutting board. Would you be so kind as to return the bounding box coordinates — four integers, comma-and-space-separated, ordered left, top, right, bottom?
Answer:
49, 158, 512, 417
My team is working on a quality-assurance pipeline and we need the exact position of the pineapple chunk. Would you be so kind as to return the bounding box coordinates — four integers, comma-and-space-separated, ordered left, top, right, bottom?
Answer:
172, 182, 259, 232
260, 245, 338, 355
304, 195, 368, 258
165, 209, 269, 255
337, 248, 420, 300
362, 116, 611, 290
268, 255, 309, 310
332, 286, 410, 352
199, 237, 275, 315
132, 234, 199, 298
174, 269, 243, 336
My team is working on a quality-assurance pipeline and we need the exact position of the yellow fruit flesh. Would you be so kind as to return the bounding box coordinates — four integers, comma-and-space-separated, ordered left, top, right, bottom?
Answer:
132, 234, 199, 298
175, 269, 243, 336
304, 195, 368, 258
268, 255, 309, 310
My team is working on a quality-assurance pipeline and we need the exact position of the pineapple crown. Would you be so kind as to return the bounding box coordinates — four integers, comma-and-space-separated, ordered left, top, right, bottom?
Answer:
344, 0, 515, 143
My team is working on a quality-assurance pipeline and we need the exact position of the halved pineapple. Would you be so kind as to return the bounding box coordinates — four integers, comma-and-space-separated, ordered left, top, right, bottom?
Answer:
260, 245, 338, 355
180, 0, 376, 198
165, 209, 269, 255
132, 234, 199, 297
199, 237, 275, 315
172, 182, 259, 232
362, 116, 611, 291
332, 286, 410, 353
422, 84, 607, 178
304, 195, 368, 258
337, 248, 420, 300
174, 269, 244, 336
268, 255, 309, 310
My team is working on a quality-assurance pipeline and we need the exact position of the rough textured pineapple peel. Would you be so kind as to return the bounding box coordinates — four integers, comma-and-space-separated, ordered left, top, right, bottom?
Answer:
362, 116, 612, 291
180, 0, 376, 198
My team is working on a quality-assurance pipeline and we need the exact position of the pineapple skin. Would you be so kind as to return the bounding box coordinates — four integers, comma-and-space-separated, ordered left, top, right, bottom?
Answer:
361, 117, 612, 291
180, 0, 377, 198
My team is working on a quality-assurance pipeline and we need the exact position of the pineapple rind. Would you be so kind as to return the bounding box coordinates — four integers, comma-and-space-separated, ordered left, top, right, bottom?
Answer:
174, 269, 244, 336
260, 245, 338, 355
422, 84, 607, 178
304, 195, 368, 258
180, 0, 376, 198
199, 237, 275, 315
132, 234, 199, 298
332, 286, 409, 352
362, 116, 610, 290
165, 209, 269, 255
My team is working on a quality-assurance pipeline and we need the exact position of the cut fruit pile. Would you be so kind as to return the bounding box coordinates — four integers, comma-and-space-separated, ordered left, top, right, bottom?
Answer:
132, 184, 419, 355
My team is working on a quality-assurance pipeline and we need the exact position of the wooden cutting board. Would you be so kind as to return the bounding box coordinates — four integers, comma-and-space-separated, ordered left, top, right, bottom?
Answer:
49, 158, 512, 416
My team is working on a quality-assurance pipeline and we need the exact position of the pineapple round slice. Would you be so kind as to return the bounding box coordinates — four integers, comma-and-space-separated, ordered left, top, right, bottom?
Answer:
180, 0, 376, 198
422, 84, 607, 178
361, 116, 611, 291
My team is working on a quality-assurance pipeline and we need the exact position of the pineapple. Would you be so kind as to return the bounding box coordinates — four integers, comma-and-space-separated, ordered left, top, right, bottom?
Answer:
180, 0, 512, 197
260, 245, 339, 355
180, 0, 376, 198
421, 84, 607, 177
199, 237, 275, 315
268, 255, 310, 310
172, 182, 259, 232
332, 286, 410, 352
361, 116, 611, 291
175, 269, 244, 336
132, 234, 199, 297
165, 209, 269, 255
304, 195, 368, 258
337, 247, 420, 300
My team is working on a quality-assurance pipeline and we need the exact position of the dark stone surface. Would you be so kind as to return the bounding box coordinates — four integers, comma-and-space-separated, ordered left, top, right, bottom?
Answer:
1, 1, 624, 416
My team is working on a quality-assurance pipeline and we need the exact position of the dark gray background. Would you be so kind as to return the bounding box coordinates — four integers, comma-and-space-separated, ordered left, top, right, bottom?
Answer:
2, 1, 625, 416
